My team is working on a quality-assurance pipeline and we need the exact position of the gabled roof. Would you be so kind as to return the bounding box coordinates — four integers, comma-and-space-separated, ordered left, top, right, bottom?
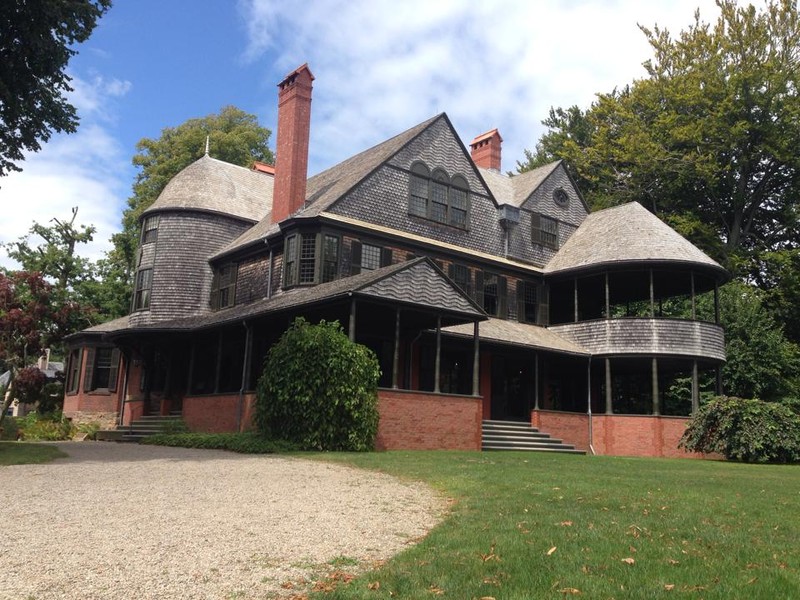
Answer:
544, 202, 726, 277
443, 317, 589, 357
142, 155, 273, 223
102, 258, 484, 336
478, 161, 565, 208
213, 115, 443, 259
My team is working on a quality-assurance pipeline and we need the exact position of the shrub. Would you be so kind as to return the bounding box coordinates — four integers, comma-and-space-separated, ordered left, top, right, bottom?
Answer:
76, 421, 101, 440
140, 432, 298, 453
13, 367, 47, 405
0, 417, 20, 440
255, 318, 380, 451
17, 412, 75, 441
679, 396, 800, 463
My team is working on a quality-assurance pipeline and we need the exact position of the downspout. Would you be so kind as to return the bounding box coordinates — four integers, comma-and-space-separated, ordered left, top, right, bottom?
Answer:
587, 358, 595, 455
237, 320, 253, 432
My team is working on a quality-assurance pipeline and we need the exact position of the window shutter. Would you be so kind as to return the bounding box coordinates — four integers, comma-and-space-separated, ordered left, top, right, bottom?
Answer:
314, 234, 322, 283
210, 270, 219, 309
350, 241, 362, 275
108, 349, 120, 393
381, 247, 393, 267
498, 276, 508, 319
474, 271, 484, 309
538, 284, 550, 325
83, 347, 95, 392
531, 213, 542, 244
517, 282, 526, 323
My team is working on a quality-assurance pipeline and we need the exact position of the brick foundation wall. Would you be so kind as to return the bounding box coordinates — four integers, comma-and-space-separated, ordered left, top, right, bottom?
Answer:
183, 393, 256, 433
376, 389, 481, 450
532, 410, 707, 458
63, 393, 119, 428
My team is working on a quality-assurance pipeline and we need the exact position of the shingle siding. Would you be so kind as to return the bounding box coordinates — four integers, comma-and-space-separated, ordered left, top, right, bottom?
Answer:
129, 212, 251, 327
549, 319, 726, 361
235, 255, 270, 305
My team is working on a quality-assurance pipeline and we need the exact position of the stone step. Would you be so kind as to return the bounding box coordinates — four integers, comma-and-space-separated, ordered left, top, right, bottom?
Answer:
481, 419, 585, 455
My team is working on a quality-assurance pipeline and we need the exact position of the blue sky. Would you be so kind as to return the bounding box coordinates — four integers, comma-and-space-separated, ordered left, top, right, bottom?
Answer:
0, 0, 721, 269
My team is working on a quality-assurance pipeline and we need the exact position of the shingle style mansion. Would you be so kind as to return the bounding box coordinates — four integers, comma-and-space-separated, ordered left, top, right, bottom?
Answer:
64, 65, 728, 456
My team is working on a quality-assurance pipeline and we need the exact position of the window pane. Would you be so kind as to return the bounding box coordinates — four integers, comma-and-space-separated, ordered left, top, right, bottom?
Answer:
299, 234, 316, 283
431, 181, 448, 222
362, 244, 381, 271
484, 273, 498, 315
322, 235, 339, 283
410, 174, 428, 217
284, 236, 296, 286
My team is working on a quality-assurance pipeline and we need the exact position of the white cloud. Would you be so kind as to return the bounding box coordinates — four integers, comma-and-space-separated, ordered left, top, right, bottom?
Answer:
239, 0, 720, 175
0, 74, 132, 271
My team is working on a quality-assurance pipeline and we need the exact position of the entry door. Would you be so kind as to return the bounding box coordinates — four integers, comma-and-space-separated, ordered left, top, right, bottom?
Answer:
491, 356, 532, 421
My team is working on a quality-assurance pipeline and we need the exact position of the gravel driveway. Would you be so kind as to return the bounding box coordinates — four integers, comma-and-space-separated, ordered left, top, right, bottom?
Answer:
0, 442, 443, 599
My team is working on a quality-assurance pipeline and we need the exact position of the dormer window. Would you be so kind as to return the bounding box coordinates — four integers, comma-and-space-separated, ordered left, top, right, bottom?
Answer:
283, 232, 341, 287
141, 215, 159, 244
408, 162, 470, 229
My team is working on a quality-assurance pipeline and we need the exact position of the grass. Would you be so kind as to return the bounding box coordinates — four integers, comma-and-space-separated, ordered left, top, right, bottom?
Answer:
0, 441, 66, 465
305, 451, 800, 599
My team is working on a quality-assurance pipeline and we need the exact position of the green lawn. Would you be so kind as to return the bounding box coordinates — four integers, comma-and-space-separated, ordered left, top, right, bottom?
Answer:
311, 451, 800, 599
0, 441, 66, 465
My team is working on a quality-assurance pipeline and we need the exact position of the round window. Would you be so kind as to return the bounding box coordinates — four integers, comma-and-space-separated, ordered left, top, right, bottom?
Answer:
553, 187, 569, 207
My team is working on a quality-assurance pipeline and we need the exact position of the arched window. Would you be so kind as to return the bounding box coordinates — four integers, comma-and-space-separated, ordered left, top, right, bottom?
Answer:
407, 163, 470, 229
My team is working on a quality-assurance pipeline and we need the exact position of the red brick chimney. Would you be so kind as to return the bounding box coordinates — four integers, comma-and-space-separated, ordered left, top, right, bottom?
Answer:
272, 63, 314, 223
469, 129, 503, 171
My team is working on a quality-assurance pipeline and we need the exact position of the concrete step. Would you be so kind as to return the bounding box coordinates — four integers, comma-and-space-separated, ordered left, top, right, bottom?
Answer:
481, 419, 585, 455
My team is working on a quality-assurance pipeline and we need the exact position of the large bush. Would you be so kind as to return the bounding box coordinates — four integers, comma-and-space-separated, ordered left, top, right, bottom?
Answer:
680, 396, 800, 463
256, 318, 380, 451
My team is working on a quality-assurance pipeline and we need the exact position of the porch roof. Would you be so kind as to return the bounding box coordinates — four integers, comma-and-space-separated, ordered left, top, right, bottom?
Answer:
443, 317, 589, 357
100, 257, 485, 338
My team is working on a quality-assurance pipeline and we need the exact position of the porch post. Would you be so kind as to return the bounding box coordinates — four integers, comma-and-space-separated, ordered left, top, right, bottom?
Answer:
214, 331, 224, 394
715, 365, 723, 396
472, 320, 480, 397
691, 360, 699, 414
605, 272, 610, 318
605, 357, 612, 414
652, 357, 660, 415
690, 271, 696, 320
649, 269, 655, 317
534, 353, 540, 410
714, 282, 720, 325
392, 309, 400, 389
348, 297, 357, 342
434, 316, 442, 394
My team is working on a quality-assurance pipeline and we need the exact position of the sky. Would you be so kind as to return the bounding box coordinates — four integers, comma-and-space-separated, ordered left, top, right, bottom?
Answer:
0, 0, 723, 269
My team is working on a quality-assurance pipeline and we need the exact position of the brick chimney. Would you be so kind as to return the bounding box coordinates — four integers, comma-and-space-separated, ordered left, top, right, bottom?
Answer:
469, 129, 503, 171
272, 63, 314, 223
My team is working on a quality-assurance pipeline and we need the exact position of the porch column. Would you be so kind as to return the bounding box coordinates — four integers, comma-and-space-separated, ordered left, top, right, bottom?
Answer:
573, 278, 579, 323
434, 316, 442, 394
348, 297, 357, 342
690, 271, 696, 320
715, 365, 723, 396
213, 331, 224, 393
649, 269, 655, 317
605, 358, 613, 414
651, 357, 660, 415
392, 309, 400, 389
605, 272, 610, 318
691, 360, 699, 413
534, 353, 540, 410
472, 321, 480, 397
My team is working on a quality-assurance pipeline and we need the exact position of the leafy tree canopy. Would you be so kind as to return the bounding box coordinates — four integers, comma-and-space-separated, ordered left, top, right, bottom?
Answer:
0, 0, 112, 178
519, 0, 800, 269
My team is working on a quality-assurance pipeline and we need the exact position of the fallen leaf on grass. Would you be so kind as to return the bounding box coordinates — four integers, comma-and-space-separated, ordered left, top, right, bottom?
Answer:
429, 584, 445, 595
668, 559, 680, 566
559, 521, 574, 527
479, 597, 497, 600
558, 588, 581, 595
621, 558, 635, 565
368, 581, 380, 590
547, 546, 557, 556
747, 578, 758, 585
480, 543, 500, 562
664, 584, 675, 591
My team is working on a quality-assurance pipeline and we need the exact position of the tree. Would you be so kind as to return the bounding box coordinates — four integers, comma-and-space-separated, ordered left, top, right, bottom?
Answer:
0, 271, 76, 425
0, 0, 112, 178
519, 0, 800, 268
709, 281, 799, 400
108, 106, 274, 299
255, 318, 380, 451
4, 207, 100, 329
